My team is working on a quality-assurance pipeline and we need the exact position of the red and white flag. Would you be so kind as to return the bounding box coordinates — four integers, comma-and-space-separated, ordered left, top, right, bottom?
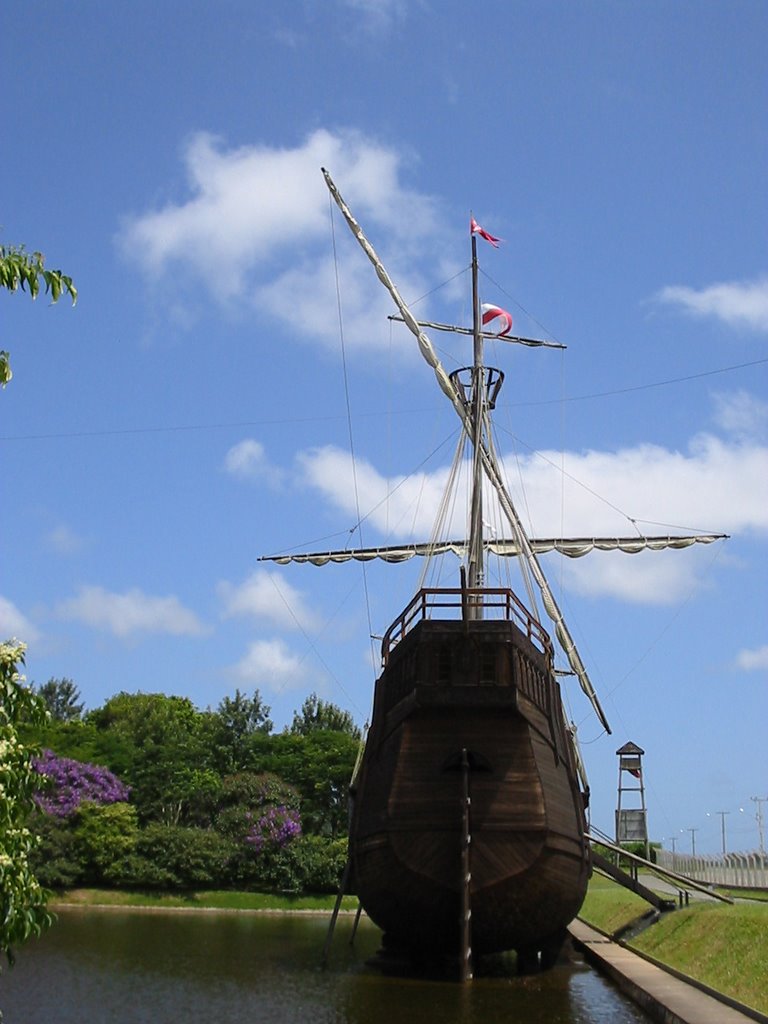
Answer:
470, 216, 501, 248
481, 303, 513, 337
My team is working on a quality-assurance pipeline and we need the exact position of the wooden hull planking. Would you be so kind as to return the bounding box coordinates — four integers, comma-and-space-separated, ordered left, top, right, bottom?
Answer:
349, 615, 590, 959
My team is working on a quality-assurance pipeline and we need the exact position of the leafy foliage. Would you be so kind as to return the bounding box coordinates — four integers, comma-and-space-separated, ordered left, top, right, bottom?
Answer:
87, 692, 213, 824
0, 243, 77, 386
35, 678, 84, 723
33, 750, 130, 818
290, 692, 361, 740
282, 835, 347, 893
74, 802, 140, 885
0, 642, 53, 964
214, 689, 273, 772
245, 806, 302, 853
253, 731, 359, 836
25, 685, 361, 895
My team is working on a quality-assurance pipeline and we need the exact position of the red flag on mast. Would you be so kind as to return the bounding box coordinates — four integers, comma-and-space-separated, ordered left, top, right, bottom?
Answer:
470, 216, 501, 248
481, 303, 513, 337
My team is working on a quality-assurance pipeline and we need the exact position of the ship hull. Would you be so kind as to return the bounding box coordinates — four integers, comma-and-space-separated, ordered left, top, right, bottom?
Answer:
349, 615, 589, 963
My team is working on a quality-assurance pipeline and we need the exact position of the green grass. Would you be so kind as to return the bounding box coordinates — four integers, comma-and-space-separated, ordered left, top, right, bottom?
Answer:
53, 888, 359, 912
631, 901, 768, 1014
716, 886, 768, 903
579, 876, 768, 1014
579, 874, 650, 934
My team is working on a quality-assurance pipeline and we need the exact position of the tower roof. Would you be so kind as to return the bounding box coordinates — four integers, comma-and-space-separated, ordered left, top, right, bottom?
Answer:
616, 741, 645, 756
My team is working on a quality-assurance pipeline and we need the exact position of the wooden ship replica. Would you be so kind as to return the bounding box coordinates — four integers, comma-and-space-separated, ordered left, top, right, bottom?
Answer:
263, 171, 725, 978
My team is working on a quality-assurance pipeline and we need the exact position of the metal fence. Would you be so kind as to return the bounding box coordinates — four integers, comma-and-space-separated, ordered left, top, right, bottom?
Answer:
656, 849, 768, 889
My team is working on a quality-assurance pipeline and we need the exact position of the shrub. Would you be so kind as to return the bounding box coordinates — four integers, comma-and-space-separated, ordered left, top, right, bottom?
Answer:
33, 750, 130, 818
284, 835, 347, 893
245, 806, 302, 853
135, 825, 235, 889
28, 812, 86, 889
73, 802, 139, 885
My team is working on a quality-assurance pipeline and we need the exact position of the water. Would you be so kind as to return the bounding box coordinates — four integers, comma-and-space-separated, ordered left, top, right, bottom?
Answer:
0, 908, 652, 1023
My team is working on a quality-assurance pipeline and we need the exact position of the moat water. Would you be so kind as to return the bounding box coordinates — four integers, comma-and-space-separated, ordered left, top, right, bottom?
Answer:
0, 908, 652, 1023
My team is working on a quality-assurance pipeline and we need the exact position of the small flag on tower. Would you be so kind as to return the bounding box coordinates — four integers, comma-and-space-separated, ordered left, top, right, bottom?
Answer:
481, 303, 513, 337
470, 217, 501, 248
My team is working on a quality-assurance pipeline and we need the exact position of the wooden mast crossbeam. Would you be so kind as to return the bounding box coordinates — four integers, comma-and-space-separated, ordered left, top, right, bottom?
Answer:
388, 315, 566, 349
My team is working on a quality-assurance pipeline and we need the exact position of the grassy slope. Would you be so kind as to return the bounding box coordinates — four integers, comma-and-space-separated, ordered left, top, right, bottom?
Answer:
579, 874, 650, 933
579, 875, 768, 1015
629, 902, 768, 1014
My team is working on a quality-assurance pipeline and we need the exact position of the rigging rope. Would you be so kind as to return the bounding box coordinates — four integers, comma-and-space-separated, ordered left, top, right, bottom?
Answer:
417, 430, 467, 593
323, 167, 612, 733
328, 194, 378, 685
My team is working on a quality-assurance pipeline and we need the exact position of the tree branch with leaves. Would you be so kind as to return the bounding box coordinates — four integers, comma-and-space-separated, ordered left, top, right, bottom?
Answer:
0, 243, 77, 387
0, 642, 53, 966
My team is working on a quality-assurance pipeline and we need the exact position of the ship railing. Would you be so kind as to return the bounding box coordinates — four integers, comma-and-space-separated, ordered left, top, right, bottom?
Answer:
381, 586, 552, 664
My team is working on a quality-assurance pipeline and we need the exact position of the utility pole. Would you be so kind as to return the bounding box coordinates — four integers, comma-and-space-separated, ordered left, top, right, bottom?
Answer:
663, 836, 678, 868
715, 811, 730, 857
686, 827, 699, 856
751, 796, 767, 857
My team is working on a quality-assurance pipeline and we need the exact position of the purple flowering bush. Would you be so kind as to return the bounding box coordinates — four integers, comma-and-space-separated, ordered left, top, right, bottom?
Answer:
245, 805, 302, 854
33, 749, 130, 818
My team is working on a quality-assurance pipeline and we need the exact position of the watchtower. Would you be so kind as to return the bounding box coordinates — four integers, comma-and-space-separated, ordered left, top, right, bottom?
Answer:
615, 741, 649, 860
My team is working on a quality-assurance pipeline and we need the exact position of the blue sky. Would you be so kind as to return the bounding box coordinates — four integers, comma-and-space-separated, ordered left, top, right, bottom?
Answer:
2, 0, 766, 855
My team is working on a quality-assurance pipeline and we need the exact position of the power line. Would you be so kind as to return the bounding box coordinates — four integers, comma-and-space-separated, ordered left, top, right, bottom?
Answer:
504, 355, 768, 408
1, 357, 765, 443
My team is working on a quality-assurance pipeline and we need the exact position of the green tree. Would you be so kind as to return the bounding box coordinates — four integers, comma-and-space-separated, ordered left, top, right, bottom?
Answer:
35, 677, 84, 723
289, 693, 361, 740
74, 802, 139, 885
87, 693, 214, 824
253, 731, 359, 837
0, 243, 77, 386
0, 642, 53, 964
214, 689, 273, 773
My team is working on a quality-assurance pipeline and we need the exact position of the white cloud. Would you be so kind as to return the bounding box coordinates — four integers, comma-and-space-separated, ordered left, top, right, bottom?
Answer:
253, 248, 430, 354
223, 439, 285, 487
292, 412, 768, 605
340, 0, 409, 31
297, 443, 455, 538
0, 596, 41, 645
119, 129, 437, 292
230, 638, 308, 690
117, 129, 453, 354
56, 585, 206, 638
298, 432, 768, 541
712, 390, 768, 440
736, 645, 768, 671
46, 524, 85, 556
657, 275, 768, 332
218, 570, 318, 631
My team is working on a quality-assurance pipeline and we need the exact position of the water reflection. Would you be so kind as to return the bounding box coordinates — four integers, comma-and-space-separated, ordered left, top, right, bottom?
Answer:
1, 909, 650, 1023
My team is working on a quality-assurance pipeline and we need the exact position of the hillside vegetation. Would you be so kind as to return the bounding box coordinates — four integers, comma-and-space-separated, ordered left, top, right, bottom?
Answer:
580, 875, 768, 1014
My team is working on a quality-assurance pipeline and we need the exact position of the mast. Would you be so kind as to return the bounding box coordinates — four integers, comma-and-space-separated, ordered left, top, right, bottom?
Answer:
320, 167, 631, 734
467, 232, 485, 601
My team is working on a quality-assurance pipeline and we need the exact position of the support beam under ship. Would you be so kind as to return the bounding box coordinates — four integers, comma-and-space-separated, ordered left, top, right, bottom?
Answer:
349, 584, 590, 968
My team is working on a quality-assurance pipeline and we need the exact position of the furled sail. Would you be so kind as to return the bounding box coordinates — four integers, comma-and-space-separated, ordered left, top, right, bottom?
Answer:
260, 533, 727, 566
